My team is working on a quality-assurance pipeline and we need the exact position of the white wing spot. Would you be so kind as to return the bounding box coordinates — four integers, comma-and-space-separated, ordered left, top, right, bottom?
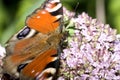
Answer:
31, 70, 35, 73
37, 16, 40, 19
41, 10, 47, 14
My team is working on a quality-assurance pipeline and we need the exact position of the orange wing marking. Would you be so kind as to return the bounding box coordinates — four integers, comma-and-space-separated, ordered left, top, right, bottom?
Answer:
21, 49, 57, 78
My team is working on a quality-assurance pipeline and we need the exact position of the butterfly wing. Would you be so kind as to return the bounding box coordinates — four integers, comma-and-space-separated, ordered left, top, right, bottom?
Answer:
26, 0, 63, 34
20, 49, 59, 80
2, 0, 63, 79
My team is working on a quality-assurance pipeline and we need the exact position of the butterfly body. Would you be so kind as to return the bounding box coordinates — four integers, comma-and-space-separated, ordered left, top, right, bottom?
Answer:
2, 0, 63, 80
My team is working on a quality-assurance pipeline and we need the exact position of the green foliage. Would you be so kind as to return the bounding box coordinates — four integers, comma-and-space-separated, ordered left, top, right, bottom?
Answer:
108, 0, 120, 33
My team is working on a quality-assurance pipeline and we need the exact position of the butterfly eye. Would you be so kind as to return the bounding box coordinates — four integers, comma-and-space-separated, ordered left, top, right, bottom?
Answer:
17, 27, 30, 40
17, 63, 28, 72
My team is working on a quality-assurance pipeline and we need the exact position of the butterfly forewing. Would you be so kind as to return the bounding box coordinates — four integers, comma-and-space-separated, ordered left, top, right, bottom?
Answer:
26, 0, 63, 34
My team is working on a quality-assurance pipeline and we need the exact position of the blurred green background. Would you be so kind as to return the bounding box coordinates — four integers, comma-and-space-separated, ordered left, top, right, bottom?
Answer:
0, 0, 120, 46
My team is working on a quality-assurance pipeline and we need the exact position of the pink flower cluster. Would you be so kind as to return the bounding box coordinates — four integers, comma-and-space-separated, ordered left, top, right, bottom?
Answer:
58, 8, 120, 80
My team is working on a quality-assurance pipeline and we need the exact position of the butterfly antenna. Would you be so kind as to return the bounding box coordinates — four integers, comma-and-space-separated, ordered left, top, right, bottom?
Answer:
74, 1, 80, 12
